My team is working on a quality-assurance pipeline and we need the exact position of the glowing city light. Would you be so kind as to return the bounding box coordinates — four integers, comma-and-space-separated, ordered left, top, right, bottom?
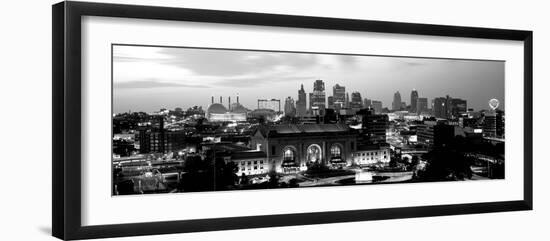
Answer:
489, 98, 499, 110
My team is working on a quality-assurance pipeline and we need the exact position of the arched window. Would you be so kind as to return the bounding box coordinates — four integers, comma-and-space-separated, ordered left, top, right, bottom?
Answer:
306, 144, 322, 163
283, 148, 295, 161
330, 145, 341, 158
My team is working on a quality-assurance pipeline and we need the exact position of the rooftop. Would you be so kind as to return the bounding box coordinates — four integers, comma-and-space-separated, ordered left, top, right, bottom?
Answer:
356, 143, 390, 151
207, 103, 228, 114
231, 150, 267, 160
254, 123, 354, 137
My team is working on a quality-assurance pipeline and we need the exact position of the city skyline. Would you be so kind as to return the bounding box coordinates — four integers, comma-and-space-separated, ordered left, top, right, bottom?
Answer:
112, 45, 506, 195
113, 45, 505, 113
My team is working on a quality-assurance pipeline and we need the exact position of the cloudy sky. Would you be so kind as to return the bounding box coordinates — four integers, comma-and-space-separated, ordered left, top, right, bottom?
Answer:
113, 45, 504, 113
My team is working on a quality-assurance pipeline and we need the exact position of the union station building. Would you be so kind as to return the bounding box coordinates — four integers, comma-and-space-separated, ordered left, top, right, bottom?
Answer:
250, 124, 359, 173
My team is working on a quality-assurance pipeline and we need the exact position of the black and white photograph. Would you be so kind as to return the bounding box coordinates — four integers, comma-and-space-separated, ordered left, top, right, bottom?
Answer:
0, 0, 545, 240
111, 44, 506, 195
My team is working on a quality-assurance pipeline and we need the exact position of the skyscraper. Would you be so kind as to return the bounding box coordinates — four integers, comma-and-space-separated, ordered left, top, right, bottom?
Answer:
449, 98, 467, 118
358, 108, 389, 144
284, 96, 296, 117
433, 97, 447, 118
332, 84, 346, 110
416, 97, 428, 114
483, 112, 497, 137
333, 84, 346, 100
496, 109, 505, 138
444, 95, 452, 118
371, 100, 383, 114
392, 91, 402, 111
327, 96, 335, 109
296, 84, 307, 117
313, 80, 325, 91
364, 98, 372, 109
350, 92, 363, 111
410, 89, 419, 113
433, 95, 467, 119
309, 80, 326, 115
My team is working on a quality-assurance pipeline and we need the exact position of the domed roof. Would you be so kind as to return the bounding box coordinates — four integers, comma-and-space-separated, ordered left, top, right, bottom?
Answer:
232, 104, 248, 113
207, 103, 228, 114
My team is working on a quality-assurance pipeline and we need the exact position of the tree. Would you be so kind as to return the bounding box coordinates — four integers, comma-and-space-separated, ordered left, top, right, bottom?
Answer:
268, 169, 279, 188
240, 173, 249, 185
183, 155, 208, 173
181, 155, 215, 192
214, 158, 239, 189
305, 162, 330, 177
389, 157, 398, 168
116, 180, 135, 195
417, 148, 473, 181
411, 155, 419, 164
288, 178, 299, 188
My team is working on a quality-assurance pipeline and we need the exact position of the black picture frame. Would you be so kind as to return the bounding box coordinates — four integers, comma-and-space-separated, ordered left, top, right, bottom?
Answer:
52, 1, 533, 240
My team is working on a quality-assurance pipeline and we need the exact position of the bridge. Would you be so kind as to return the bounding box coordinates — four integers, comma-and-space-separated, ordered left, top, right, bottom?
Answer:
483, 137, 505, 144
465, 153, 503, 164
400, 149, 428, 155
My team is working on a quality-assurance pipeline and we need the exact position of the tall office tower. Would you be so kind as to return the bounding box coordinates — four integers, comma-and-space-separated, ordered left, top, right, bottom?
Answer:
371, 100, 383, 114
350, 92, 363, 111
433, 97, 447, 119
327, 96, 335, 109
314, 79, 325, 91
392, 91, 402, 111
332, 84, 346, 110
449, 98, 467, 118
416, 97, 428, 114
309, 80, 327, 115
444, 95, 453, 118
358, 108, 389, 144
433, 95, 467, 119
483, 112, 497, 137
296, 84, 307, 117
496, 109, 505, 138
364, 98, 372, 109
410, 89, 419, 113
284, 96, 296, 117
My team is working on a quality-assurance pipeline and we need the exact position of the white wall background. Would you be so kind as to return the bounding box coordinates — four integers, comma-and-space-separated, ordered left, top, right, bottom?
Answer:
0, 0, 547, 240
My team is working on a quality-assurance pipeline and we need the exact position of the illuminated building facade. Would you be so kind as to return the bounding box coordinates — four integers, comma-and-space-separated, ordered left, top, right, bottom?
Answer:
251, 124, 357, 173
206, 96, 247, 122
353, 143, 390, 166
